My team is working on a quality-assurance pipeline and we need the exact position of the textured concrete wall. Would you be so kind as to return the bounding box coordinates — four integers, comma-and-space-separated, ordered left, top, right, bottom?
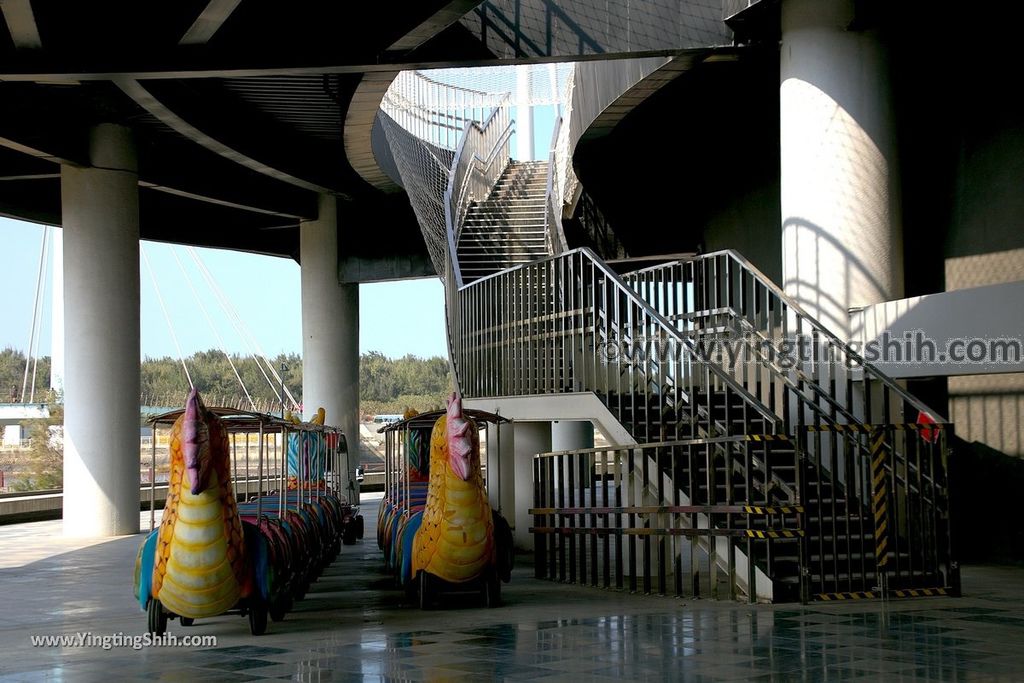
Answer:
459, 0, 731, 59
950, 373, 1024, 459
945, 249, 1024, 459
702, 178, 782, 283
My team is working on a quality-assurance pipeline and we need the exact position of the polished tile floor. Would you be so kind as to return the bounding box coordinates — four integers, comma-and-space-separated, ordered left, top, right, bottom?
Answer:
1, 497, 1022, 682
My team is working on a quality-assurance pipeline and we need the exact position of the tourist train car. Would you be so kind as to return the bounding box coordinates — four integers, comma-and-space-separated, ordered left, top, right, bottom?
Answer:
377, 395, 513, 608
134, 391, 362, 635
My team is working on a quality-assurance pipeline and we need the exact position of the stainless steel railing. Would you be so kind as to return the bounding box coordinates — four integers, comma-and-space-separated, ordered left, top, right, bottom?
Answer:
444, 94, 514, 289
623, 250, 946, 426
622, 251, 958, 597
454, 247, 780, 438
544, 115, 570, 257
530, 435, 804, 601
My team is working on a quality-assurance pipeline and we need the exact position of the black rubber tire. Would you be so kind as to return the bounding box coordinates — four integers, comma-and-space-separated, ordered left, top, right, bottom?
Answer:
249, 605, 268, 636
147, 598, 167, 636
179, 617, 194, 627
269, 600, 287, 623
342, 525, 357, 546
354, 515, 365, 540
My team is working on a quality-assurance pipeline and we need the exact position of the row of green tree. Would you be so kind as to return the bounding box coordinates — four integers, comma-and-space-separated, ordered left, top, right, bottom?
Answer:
0, 348, 51, 403
1, 347, 451, 491
1, 347, 451, 415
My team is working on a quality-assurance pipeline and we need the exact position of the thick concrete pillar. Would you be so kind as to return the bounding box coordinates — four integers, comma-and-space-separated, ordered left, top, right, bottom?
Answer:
300, 194, 360, 499
485, 422, 515, 517
780, 0, 903, 338
512, 421, 551, 549
61, 123, 140, 537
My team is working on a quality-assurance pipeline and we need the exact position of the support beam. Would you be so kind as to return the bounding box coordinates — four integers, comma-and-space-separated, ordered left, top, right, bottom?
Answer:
301, 194, 360, 499
0, 47, 719, 83
116, 79, 338, 195
61, 123, 140, 537
179, 0, 242, 45
1, 0, 42, 49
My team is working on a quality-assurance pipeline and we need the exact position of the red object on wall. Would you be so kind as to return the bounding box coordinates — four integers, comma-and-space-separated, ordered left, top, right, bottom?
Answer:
917, 411, 940, 444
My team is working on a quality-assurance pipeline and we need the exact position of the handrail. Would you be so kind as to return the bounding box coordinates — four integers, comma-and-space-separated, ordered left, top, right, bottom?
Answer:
544, 115, 569, 256
442, 94, 513, 290
454, 122, 515, 241
713, 249, 944, 420
456, 246, 781, 430
658, 249, 946, 423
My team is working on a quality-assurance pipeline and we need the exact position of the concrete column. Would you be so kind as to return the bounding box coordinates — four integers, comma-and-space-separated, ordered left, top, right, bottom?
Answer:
551, 420, 595, 452
61, 123, 140, 537
780, 0, 903, 338
300, 194, 360, 499
516, 65, 534, 161
484, 422, 515, 517
512, 421, 551, 549
552, 419, 595, 487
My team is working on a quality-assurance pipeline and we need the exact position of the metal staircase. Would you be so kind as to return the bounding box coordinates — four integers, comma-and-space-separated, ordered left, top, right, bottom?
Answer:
623, 253, 957, 599
418, 71, 954, 603
456, 161, 551, 284
451, 246, 957, 602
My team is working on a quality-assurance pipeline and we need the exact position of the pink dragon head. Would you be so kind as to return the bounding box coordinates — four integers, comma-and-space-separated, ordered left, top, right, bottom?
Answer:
182, 389, 213, 495
445, 392, 475, 481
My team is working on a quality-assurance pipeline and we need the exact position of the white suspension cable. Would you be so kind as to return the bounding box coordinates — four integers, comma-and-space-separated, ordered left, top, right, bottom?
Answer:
184, 247, 281, 405
21, 227, 48, 403
186, 247, 299, 410
141, 243, 194, 390
170, 246, 257, 412
28, 227, 50, 403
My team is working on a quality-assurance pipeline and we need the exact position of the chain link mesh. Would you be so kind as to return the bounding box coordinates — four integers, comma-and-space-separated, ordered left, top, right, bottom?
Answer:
378, 65, 574, 281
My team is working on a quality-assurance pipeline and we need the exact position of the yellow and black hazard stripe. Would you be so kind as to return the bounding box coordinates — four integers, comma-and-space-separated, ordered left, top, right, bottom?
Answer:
743, 505, 804, 515
870, 428, 890, 570
745, 529, 803, 539
745, 434, 791, 442
891, 587, 949, 598
804, 424, 874, 434
802, 423, 945, 433
814, 591, 877, 601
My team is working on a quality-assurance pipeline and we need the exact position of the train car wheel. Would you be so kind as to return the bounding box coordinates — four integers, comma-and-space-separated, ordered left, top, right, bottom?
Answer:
147, 599, 167, 636
249, 605, 268, 635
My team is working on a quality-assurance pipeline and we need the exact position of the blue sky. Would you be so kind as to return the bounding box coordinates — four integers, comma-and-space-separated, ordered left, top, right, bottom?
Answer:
0, 217, 448, 361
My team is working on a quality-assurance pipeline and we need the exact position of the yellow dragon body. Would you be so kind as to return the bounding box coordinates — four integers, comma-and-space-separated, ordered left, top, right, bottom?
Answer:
151, 390, 250, 618
411, 394, 495, 584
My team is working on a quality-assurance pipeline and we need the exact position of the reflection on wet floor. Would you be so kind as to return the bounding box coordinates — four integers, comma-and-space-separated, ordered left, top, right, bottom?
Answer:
1, 500, 1023, 682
